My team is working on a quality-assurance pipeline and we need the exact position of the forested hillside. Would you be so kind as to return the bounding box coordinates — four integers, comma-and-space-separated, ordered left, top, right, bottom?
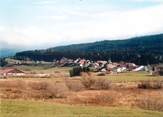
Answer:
15, 34, 163, 65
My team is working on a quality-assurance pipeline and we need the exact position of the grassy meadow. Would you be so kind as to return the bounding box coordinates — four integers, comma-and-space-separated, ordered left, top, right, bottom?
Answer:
9, 65, 163, 82
0, 65, 163, 117
105, 72, 163, 82
1, 100, 163, 117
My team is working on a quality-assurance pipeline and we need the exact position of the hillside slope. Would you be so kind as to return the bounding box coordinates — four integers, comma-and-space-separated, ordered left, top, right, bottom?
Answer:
15, 34, 163, 65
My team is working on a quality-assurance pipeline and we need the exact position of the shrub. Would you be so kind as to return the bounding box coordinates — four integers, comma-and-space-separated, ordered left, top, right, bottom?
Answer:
69, 66, 82, 77
65, 79, 84, 92
28, 81, 48, 90
81, 76, 95, 89
81, 73, 111, 90
136, 97, 163, 111
0, 58, 8, 67
82, 67, 90, 72
69, 66, 90, 77
28, 81, 69, 99
46, 83, 69, 98
93, 78, 112, 90
138, 80, 162, 89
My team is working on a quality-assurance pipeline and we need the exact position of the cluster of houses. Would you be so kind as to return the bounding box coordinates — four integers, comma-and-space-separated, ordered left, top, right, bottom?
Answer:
0, 57, 163, 78
57, 58, 147, 73
51, 57, 163, 76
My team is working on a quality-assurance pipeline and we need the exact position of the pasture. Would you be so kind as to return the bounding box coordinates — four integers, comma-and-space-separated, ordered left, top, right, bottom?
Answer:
0, 100, 163, 117
0, 65, 163, 117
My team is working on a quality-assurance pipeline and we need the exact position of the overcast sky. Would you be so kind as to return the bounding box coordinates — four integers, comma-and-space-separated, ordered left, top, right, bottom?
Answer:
0, 0, 163, 49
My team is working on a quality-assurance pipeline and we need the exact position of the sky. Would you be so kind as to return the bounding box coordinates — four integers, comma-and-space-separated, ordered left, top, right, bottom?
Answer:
0, 0, 163, 50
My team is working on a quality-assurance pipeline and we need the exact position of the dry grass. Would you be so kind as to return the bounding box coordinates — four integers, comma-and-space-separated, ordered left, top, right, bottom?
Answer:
0, 80, 27, 89
69, 91, 116, 106
136, 96, 163, 112
0, 80, 69, 99
0, 73, 163, 111
138, 80, 162, 89
86, 92, 115, 105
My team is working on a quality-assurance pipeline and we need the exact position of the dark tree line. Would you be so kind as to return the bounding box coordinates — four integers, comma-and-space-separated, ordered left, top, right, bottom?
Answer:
15, 34, 163, 65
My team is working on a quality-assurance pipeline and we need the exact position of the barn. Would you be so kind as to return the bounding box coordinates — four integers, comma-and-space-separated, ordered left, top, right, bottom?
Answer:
0, 68, 25, 78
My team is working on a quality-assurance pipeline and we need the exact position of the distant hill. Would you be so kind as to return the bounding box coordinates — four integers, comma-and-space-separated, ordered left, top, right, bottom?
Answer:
0, 49, 18, 58
15, 34, 163, 65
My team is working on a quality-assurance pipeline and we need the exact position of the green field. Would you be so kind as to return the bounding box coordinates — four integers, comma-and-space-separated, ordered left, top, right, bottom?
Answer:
97, 72, 163, 82
15, 65, 71, 73
7, 65, 163, 83
0, 100, 163, 117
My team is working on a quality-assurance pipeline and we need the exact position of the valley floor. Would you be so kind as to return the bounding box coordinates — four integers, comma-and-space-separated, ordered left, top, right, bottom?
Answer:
0, 66, 163, 117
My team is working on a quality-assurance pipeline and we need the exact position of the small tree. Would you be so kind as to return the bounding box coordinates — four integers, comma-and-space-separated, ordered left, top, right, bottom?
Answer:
69, 66, 82, 77
0, 58, 7, 67
69, 66, 90, 77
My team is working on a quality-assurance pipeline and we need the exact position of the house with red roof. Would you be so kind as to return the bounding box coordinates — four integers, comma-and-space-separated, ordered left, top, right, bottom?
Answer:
0, 68, 25, 78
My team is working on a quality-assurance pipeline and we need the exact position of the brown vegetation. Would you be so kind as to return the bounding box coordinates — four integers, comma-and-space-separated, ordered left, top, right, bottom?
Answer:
0, 77, 163, 112
81, 76, 95, 89
138, 80, 162, 89
81, 73, 111, 90
65, 79, 85, 92
69, 91, 115, 106
136, 96, 163, 111
93, 78, 112, 90
0, 80, 69, 99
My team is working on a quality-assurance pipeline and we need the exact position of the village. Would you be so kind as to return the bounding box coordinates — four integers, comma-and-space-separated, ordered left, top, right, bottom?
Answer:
0, 57, 163, 78
1, 0, 163, 116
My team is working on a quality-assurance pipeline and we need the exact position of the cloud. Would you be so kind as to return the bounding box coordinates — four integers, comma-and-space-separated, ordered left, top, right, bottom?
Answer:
32, 0, 57, 5
133, 0, 163, 3
0, 1, 163, 49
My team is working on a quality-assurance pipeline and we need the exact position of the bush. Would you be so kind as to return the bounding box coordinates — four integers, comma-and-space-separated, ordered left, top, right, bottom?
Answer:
46, 83, 69, 98
28, 81, 48, 90
81, 73, 111, 90
137, 97, 163, 111
69, 66, 82, 77
81, 76, 95, 89
0, 58, 8, 67
82, 67, 90, 72
93, 78, 111, 90
65, 79, 85, 92
28, 81, 69, 99
138, 80, 162, 89
69, 66, 90, 77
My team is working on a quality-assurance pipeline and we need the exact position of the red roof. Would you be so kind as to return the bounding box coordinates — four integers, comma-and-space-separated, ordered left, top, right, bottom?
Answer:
0, 68, 24, 74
